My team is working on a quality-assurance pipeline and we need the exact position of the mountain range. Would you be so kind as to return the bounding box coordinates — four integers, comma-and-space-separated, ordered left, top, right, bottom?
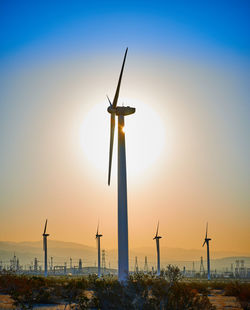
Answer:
1, 240, 249, 271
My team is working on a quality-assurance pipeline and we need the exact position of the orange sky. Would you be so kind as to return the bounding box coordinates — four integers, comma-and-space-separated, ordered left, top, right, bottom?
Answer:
1, 54, 249, 255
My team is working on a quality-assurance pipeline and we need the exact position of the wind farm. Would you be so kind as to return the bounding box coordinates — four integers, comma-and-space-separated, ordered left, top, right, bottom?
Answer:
1, 1, 250, 309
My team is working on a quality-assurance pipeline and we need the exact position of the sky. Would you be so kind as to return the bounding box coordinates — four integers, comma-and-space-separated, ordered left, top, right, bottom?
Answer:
0, 0, 250, 255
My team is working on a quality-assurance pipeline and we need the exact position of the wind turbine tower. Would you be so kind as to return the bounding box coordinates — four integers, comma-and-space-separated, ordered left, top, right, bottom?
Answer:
50, 257, 53, 272
107, 48, 135, 281
34, 258, 38, 273
200, 256, 205, 276
42, 219, 49, 277
70, 257, 72, 272
96, 223, 103, 278
202, 223, 212, 280
134, 256, 139, 273
153, 222, 162, 276
101, 249, 106, 271
144, 256, 149, 273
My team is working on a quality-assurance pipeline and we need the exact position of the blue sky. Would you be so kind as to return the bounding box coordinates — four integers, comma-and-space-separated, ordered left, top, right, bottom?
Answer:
1, 0, 249, 61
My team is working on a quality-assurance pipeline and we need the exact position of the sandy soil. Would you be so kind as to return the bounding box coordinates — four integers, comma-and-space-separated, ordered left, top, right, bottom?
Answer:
0, 294, 69, 310
0, 291, 246, 310
208, 290, 243, 310
0, 294, 13, 309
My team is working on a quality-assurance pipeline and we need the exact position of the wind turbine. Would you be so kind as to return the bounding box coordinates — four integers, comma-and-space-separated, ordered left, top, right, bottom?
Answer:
95, 222, 103, 278
42, 219, 49, 277
202, 222, 211, 280
153, 221, 162, 276
107, 48, 135, 281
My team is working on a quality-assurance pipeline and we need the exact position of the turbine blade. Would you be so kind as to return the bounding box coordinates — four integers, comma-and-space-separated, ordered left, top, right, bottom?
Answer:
97, 221, 99, 236
108, 113, 115, 185
205, 222, 208, 239
112, 48, 128, 108
44, 219, 47, 234
156, 221, 159, 237
106, 95, 112, 106
202, 240, 206, 247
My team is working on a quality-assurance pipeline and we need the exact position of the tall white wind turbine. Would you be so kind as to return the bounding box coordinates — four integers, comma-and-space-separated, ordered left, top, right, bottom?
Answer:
202, 223, 211, 280
42, 219, 49, 277
153, 221, 162, 276
95, 222, 103, 278
107, 48, 135, 281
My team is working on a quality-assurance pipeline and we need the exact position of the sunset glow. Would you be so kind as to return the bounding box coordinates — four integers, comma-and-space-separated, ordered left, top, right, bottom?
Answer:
79, 101, 167, 180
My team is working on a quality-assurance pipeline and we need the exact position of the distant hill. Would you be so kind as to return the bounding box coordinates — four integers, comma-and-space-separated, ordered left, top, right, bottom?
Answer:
0, 240, 96, 268
0, 240, 249, 271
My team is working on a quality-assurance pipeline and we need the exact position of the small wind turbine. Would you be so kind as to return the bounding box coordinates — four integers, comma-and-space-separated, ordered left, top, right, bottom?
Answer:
153, 221, 162, 276
95, 222, 103, 278
202, 222, 211, 280
107, 48, 135, 281
42, 219, 49, 277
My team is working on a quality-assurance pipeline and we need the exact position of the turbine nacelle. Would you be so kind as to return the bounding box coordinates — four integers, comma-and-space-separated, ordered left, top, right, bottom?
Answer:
107, 106, 136, 116
153, 235, 162, 240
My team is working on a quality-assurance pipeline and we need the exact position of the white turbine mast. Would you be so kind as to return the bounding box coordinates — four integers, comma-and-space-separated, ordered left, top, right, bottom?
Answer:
42, 219, 49, 277
95, 221, 103, 278
153, 221, 162, 276
202, 222, 211, 280
107, 48, 135, 281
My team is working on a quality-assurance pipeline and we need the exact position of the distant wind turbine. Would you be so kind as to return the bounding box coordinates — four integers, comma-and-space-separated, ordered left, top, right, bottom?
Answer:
153, 221, 162, 276
95, 222, 103, 278
42, 219, 49, 277
202, 223, 211, 280
107, 48, 135, 281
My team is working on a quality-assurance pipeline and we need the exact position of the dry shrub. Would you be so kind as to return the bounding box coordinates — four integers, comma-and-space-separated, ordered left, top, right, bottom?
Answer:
0, 269, 217, 309
225, 281, 250, 310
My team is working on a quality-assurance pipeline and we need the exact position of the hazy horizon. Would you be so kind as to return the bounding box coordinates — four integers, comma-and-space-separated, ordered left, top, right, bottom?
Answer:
1, 239, 250, 255
1, 239, 250, 272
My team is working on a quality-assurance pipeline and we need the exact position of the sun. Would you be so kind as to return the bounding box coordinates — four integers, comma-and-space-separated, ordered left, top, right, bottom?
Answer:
79, 99, 169, 183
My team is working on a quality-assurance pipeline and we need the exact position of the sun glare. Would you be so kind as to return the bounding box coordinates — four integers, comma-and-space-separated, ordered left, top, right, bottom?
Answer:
79, 100, 169, 182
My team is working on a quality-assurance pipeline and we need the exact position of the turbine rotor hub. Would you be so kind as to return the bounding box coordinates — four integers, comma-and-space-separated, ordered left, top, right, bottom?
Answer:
153, 236, 162, 240
107, 106, 116, 114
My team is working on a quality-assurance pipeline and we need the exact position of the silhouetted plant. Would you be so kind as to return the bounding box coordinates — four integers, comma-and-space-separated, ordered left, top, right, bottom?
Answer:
164, 265, 183, 285
224, 281, 250, 310
0, 271, 218, 309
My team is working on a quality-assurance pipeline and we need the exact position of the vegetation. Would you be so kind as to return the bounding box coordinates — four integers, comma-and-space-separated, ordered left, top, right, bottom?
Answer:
224, 281, 250, 310
1, 267, 249, 309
